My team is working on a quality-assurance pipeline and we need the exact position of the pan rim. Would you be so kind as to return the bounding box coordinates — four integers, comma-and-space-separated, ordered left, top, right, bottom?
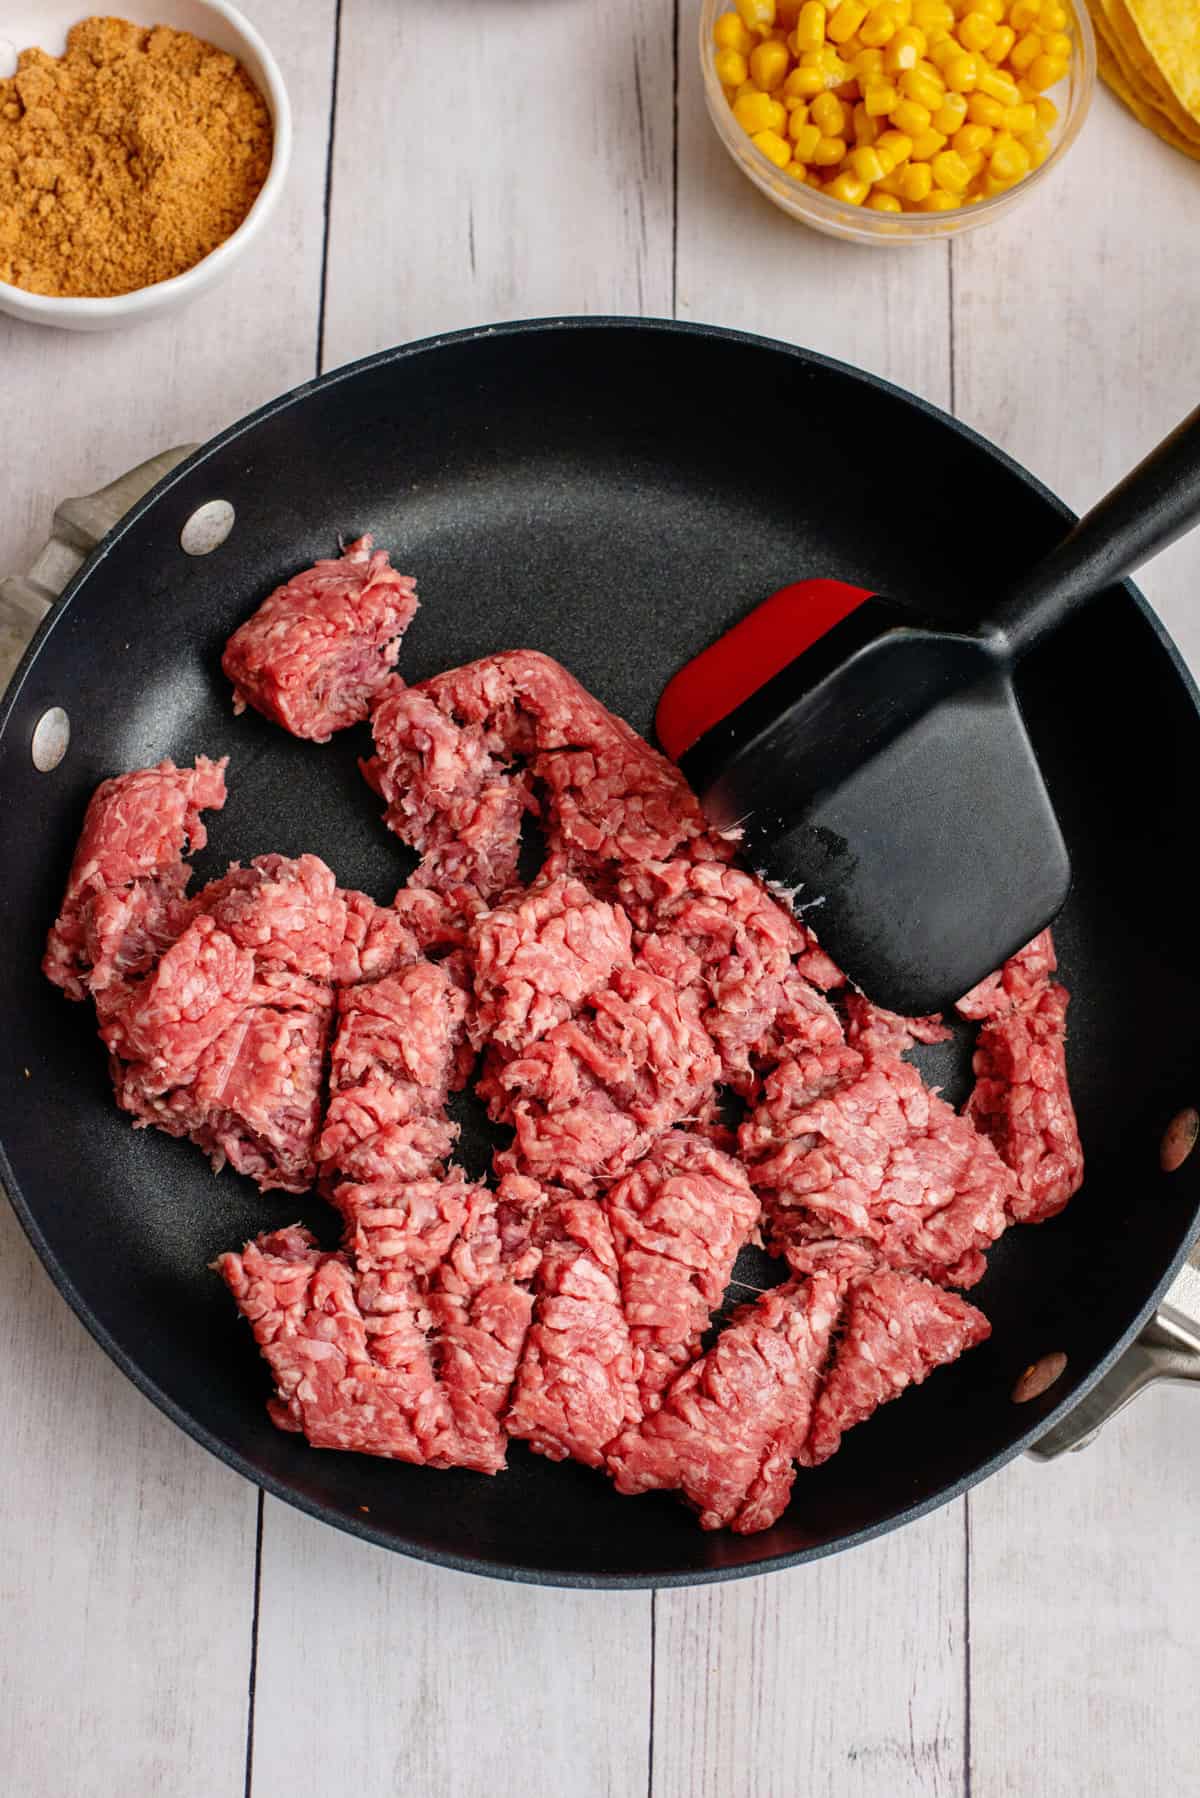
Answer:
3, 314, 1199, 1588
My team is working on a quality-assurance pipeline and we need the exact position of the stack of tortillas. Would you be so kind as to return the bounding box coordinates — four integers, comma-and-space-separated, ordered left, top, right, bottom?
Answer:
1088, 1, 1200, 161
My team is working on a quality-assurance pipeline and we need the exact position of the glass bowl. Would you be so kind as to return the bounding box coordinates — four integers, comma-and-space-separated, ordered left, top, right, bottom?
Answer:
700, 0, 1096, 244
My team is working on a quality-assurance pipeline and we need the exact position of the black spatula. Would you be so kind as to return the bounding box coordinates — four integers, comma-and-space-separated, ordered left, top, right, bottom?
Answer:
658, 403, 1200, 1015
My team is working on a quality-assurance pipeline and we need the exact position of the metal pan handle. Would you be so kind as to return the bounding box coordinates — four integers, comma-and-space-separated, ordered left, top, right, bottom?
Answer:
1028, 1248, 1200, 1459
0, 447, 196, 691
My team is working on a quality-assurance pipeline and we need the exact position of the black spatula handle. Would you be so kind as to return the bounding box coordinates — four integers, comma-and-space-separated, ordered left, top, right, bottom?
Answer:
989, 401, 1200, 660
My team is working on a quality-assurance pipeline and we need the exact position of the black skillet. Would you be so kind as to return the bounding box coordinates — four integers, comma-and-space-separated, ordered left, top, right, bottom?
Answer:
1, 319, 1199, 1588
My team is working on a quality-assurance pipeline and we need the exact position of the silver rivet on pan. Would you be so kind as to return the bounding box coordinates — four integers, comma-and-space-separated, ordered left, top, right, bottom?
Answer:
180, 500, 235, 556
0, 41, 17, 79
1012, 1351, 1067, 1404
1160, 1106, 1199, 1173
31, 706, 70, 772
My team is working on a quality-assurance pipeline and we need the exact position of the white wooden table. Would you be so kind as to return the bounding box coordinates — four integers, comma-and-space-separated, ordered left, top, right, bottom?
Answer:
2, 4, 1199, 1793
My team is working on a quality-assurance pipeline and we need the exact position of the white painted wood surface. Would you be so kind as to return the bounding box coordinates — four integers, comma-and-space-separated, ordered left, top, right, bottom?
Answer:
2, 3, 1199, 1795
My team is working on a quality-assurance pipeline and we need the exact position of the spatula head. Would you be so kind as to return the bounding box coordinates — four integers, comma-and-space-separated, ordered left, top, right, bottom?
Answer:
663, 589, 1071, 1015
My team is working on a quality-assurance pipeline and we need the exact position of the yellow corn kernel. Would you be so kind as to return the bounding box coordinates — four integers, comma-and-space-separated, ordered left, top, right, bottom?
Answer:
714, 10, 755, 52
812, 90, 848, 133
989, 129, 1030, 179
967, 90, 1006, 125
927, 35, 960, 70
975, 0, 1005, 15
900, 65, 946, 110
1009, 0, 1039, 27
794, 0, 827, 47
1034, 93, 1058, 127
932, 91, 969, 130
898, 158, 933, 197
826, 168, 870, 201
893, 0, 914, 18
1036, 0, 1066, 26
785, 63, 827, 95
820, 50, 854, 84
1022, 128, 1050, 165
1025, 52, 1067, 89
735, 0, 777, 33
1009, 31, 1042, 73
865, 78, 900, 112
750, 39, 792, 87
1041, 30, 1071, 59
876, 126, 914, 162
912, 0, 954, 26
853, 101, 881, 140
733, 89, 781, 132
791, 118, 823, 155
828, 0, 869, 40
956, 10, 995, 51
1003, 101, 1037, 133
984, 23, 1015, 60
960, 147, 985, 175
921, 187, 959, 208
977, 66, 1020, 103
812, 132, 849, 162
860, 3, 900, 44
910, 124, 948, 155
850, 143, 887, 178
787, 101, 812, 133
953, 120, 993, 152
838, 33, 866, 57
884, 24, 927, 70
854, 45, 887, 80
890, 95, 932, 132
715, 47, 751, 84
866, 188, 904, 208
943, 50, 979, 89
931, 147, 971, 189
733, 78, 759, 96
786, 158, 809, 175
753, 127, 793, 166
874, 165, 906, 191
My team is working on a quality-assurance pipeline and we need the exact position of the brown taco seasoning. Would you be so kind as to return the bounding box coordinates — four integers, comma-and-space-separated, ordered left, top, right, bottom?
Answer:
0, 16, 273, 298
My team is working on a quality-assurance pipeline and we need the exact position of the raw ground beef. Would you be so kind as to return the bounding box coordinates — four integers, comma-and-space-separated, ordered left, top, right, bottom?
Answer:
741, 1047, 1015, 1288
470, 875, 633, 1052
50, 621, 1086, 1533
220, 1174, 544, 1473
608, 1264, 844, 1533
362, 651, 714, 900
842, 993, 954, 1057
957, 929, 1083, 1223
486, 964, 720, 1193
605, 1131, 760, 1408
317, 959, 471, 1198
222, 538, 418, 742
43, 755, 227, 1000
957, 927, 1058, 1022
115, 982, 332, 1192
618, 859, 844, 1095
504, 1191, 642, 1467
967, 983, 1083, 1224
195, 852, 421, 986
609, 1243, 989, 1531
800, 1247, 991, 1467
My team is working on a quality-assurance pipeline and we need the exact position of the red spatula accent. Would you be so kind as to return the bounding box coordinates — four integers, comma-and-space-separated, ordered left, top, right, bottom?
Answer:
655, 578, 872, 760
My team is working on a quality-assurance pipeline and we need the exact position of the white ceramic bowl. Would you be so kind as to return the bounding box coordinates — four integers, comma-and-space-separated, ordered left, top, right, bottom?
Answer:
0, 0, 292, 330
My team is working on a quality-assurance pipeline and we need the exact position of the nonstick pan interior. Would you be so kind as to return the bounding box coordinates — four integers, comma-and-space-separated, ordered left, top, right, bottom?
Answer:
2, 320, 1199, 1586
